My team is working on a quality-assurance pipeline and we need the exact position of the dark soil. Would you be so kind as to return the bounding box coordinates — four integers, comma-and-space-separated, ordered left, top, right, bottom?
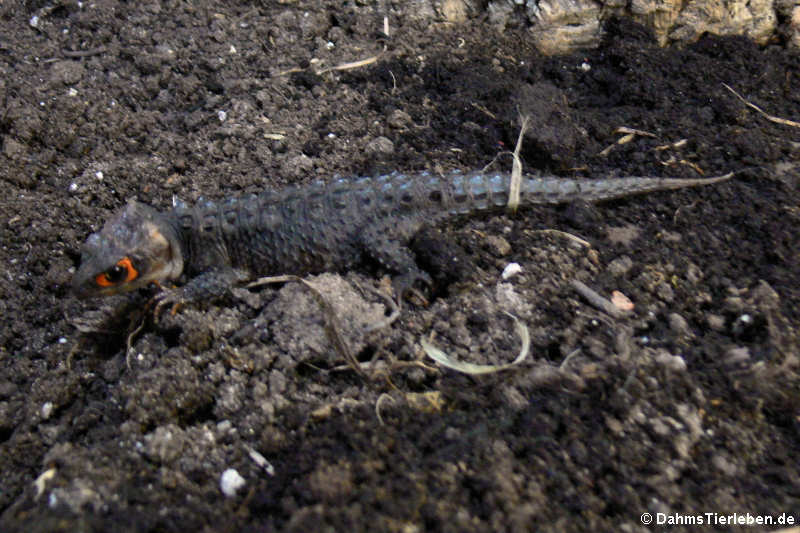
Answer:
1, 2, 799, 532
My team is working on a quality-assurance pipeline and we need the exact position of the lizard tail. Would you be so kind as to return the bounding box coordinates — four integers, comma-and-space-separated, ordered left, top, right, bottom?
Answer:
435, 171, 733, 213
520, 172, 735, 204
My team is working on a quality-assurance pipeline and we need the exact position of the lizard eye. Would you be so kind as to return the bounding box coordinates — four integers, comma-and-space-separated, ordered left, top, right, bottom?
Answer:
95, 257, 138, 287
105, 265, 127, 283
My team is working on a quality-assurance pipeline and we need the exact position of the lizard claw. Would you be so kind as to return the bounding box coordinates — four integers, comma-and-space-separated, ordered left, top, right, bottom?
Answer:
150, 289, 186, 322
392, 270, 433, 306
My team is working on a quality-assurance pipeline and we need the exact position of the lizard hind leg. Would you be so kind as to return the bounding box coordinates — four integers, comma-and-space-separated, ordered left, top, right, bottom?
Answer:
359, 227, 433, 302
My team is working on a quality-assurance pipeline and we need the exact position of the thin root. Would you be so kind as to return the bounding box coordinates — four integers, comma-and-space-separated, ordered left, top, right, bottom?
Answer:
125, 317, 147, 371
375, 393, 394, 425
317, 47, 385, 74
362, 283, 401, 332
531, 229, 591, 248
723, 83, 800, 129
421, 312, 531, 375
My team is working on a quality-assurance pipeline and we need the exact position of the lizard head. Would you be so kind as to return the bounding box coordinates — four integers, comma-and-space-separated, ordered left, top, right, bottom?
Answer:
72, 200, 184, 298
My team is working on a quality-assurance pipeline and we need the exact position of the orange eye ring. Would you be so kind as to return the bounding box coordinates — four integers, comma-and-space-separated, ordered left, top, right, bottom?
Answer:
94, 257, 139, 287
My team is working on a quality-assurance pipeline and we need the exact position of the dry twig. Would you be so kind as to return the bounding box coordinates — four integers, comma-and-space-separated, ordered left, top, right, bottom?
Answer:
570, 279, 630, 319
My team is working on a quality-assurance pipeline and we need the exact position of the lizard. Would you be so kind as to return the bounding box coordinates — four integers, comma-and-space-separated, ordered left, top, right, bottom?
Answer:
71, 170, 733, 309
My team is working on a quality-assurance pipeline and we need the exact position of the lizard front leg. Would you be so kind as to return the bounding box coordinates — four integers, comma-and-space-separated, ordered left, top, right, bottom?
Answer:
153, 267, 250, 319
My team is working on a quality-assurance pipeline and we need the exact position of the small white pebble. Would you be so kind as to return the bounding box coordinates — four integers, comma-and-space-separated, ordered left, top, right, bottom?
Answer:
41, 402, 54, 420
580, 62, 591, 72
68, 182, 79, 192
29, 15, 39, 27
58, 337, 68, 344
218, 110, 227, 122
94, 171, 104, 180
655, 352, 687, 372
220, 468, 246, 497
732, 313, 753, 335
68, 88, 78, 97
501, 262, 522, 280
326, 41, 335, 50
327, 132, 336, 139
229, 45, 237, 54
